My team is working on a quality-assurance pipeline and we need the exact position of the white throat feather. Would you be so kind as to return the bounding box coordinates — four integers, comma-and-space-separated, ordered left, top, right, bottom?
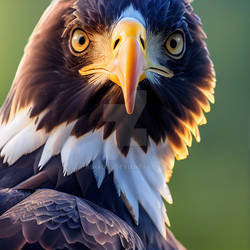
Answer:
0, 107, 175, 238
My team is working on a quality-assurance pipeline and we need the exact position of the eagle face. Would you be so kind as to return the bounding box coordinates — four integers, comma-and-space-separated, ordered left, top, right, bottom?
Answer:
0, 0, 215, 158
0, 0, 215, 241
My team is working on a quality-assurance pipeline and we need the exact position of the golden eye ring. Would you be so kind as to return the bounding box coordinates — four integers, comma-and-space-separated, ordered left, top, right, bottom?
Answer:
70, 29, 90, 54
165, 30, 185, 59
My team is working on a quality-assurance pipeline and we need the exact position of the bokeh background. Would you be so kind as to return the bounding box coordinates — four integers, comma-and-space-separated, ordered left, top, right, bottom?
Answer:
0, 1, 248, 250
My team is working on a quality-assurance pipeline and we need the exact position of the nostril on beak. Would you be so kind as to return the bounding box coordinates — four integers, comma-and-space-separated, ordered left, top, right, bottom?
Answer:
139, 36, 145, 49
113, 38, 121, 50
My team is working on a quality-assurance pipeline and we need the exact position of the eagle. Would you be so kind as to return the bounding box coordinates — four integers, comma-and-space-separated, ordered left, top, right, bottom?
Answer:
0, 0, 215, 249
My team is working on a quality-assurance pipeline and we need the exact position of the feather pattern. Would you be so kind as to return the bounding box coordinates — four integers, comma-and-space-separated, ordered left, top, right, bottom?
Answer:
61, 129, 103, 175
0, 0, 216, 248
0, 0, 216, 162
92, 156, 106, 188
70, 131, 173, 237
0, 113, 174, 238
0, 108, 31, 149
0, 109, 47, 165
0, 123, 48, 166
39, 122, 76, 168
0, 189, 144, 250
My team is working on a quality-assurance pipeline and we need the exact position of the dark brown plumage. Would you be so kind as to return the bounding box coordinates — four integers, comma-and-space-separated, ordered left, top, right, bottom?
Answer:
0, 189, 143, 250
0, 0, 215, 249
0, 0, 215, 158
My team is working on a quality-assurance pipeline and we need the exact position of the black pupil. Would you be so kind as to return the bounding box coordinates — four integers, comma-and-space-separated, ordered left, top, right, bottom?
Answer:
170, 39, 177, 49
79, 36, 86, 45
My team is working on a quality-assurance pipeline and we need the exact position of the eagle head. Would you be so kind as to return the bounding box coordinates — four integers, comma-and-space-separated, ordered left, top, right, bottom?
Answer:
0, 0, 215, 159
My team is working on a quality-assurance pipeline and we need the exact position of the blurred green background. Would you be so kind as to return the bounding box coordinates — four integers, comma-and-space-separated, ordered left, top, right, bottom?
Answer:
0, 1, 248, 250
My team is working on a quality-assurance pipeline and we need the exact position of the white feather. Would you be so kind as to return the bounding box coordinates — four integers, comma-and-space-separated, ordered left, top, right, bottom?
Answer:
61, 129, 103, 175
0, 109, 31, 149
157, 141, 175, 183
134, 147, 173, 204
126, 148, 169, 236
39, 122, 75, 168
102, 134, 170, 234
98, 133, 140, 223
103, 133, 120, 172
131, 141, 173, 204
92, 156, 106, 188
0, 112, 174, 238
119, 4, 146, 26
1, 122, 48, 165
113, 162, 140, 224
0, 124, 5, 138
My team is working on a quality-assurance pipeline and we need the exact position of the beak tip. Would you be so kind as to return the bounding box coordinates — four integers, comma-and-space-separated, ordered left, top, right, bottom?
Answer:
125, 105, 134, 115
123, 87, 136, 115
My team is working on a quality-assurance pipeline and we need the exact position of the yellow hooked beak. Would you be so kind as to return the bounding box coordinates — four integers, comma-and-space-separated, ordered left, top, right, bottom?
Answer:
79, 18, 173, 114
108, 19, 147, 114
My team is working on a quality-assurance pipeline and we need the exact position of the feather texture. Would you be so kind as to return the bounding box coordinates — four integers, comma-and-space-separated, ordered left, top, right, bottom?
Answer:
1, 123, 48, 166
0, 189, 144, 250
0, 0, 216, 248
0, 115, 174, 238
39, 122, 76, 168
0, 109, 31, 149
62, 129, 103, 175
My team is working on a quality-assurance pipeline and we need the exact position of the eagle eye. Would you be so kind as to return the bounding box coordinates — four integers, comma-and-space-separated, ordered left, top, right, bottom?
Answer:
165, 30, 185, 59
70, 29, 90, 54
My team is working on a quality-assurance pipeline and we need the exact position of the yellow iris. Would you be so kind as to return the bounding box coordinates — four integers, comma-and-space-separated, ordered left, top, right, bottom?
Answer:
166, 31, 185, 58
71, 29, 90, 54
